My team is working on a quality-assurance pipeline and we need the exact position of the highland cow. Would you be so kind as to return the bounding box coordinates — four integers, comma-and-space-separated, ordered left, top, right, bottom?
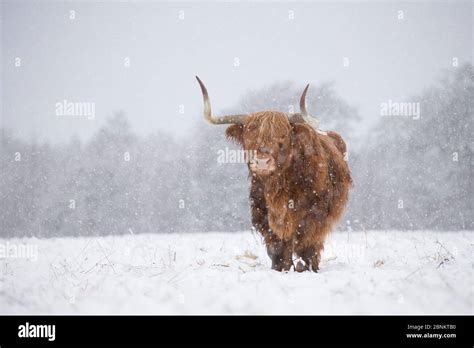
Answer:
196, 77, 352, 272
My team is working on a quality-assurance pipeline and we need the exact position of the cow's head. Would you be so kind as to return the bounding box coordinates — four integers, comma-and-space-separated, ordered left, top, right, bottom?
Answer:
196, 76, 319, 176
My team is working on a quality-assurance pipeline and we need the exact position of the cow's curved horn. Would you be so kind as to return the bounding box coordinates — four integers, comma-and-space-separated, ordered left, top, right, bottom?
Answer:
289, 84, 319, 128
196, 76, 247, 125
300, 84, 310, 118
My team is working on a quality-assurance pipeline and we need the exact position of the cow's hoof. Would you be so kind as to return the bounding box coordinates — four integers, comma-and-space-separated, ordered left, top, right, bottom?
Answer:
295, 260, 307, 272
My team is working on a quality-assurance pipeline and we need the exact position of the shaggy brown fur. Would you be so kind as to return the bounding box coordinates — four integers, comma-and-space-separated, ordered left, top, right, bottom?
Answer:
226, 111, 352, 272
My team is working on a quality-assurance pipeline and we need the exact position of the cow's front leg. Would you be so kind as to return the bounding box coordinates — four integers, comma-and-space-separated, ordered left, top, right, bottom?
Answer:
267, 239, 293, 272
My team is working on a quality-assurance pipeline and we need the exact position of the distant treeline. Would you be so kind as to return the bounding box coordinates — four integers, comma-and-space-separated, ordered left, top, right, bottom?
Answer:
1, 64, 472, 237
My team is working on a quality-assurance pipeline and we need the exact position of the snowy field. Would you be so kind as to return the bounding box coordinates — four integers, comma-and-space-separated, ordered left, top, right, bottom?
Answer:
0, 230, 472, 315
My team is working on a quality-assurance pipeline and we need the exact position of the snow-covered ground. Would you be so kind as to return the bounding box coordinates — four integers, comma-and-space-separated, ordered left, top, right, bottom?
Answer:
0, 230, 472, 314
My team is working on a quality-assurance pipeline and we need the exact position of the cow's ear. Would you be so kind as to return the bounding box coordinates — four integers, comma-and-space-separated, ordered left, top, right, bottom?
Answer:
291, 124, 313, 149
226, 124, 244, 145
291, 123, 324, 159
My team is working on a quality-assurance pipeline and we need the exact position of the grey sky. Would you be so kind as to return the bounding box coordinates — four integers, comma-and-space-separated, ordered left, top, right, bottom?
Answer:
1, 1, 472, 144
